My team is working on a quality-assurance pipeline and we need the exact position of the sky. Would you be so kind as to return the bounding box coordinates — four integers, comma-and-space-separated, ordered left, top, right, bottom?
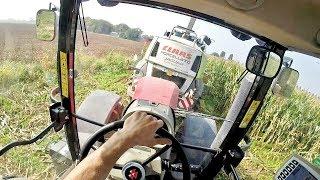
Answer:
0, 0, 319, 96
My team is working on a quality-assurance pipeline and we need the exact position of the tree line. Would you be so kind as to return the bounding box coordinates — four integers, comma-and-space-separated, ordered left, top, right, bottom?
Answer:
83, 17, 143, 41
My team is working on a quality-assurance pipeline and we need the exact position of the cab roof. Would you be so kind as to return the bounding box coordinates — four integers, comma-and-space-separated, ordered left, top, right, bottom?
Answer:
113, 0, 320, 59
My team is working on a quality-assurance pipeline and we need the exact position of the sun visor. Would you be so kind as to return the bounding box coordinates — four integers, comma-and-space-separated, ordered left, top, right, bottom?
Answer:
133, 77, 180, 109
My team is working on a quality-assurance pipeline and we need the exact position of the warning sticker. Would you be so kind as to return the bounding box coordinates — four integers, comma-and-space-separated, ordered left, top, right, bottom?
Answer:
239, 100, 261, 128
60, 52, 69, 97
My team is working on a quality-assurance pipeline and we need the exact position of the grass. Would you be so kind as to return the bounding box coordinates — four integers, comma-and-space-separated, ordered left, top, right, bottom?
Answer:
74, 52, 133, 105
0, 47, 62, 178
1, 48, 319, 179
239, 141, 286, 179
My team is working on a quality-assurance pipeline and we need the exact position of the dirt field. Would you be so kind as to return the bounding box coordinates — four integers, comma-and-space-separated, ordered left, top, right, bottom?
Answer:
0, 23, 144, 60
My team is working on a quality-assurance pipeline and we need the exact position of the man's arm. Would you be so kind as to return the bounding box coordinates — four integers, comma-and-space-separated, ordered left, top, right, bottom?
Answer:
65, 112, 171, 180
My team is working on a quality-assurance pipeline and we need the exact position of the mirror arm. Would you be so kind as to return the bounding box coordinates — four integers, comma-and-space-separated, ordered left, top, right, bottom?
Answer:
49, 3, 58, 11
236, 70, 248, 84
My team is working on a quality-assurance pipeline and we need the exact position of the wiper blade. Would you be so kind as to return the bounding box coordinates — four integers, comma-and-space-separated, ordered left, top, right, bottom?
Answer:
78, 2, 89, 47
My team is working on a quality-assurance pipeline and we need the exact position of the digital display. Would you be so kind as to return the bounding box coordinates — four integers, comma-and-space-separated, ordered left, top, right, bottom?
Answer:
286, 164, 317, 180
276, 155, 320, 180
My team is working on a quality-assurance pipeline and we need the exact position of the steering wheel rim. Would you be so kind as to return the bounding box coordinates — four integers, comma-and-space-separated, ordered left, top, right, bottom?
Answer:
79, 120, 191, 180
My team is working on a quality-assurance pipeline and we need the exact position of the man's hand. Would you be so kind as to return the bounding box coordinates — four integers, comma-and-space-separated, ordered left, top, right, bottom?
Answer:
118, 111, 172, 148
65, 111, 171, 180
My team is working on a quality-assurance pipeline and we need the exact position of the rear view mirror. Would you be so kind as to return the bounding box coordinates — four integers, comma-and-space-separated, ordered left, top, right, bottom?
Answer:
272, 67, 299, 97
36, 9, 56, 41
246, 46, 282, 78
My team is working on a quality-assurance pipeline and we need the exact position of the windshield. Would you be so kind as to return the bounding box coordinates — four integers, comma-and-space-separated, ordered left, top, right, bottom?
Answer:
0, 0, 320, 179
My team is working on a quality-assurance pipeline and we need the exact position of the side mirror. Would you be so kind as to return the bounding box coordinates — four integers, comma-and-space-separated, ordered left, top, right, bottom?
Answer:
203, 36, 211, 46
36, 9, 56, 41
272, 67, 299, 97
246, 45, 282, 78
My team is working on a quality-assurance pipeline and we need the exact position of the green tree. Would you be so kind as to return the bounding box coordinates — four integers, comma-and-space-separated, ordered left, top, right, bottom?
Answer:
114, 23, 130, 38
114, 23, 130, 33
85, 17, 113, 34
125, 28, 142, 41
81, 18, 143, 41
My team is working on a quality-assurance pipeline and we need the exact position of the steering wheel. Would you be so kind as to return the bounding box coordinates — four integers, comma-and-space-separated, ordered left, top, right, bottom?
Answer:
79, 120, 191, 180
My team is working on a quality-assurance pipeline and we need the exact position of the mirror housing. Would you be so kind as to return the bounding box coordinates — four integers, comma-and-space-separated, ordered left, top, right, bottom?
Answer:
97, 0, 119, 7
36, 9, 56, 41
272, 67, 299, 97
246, 45, 282, 78
230, 30, 251, 41
283, 56, 293, 67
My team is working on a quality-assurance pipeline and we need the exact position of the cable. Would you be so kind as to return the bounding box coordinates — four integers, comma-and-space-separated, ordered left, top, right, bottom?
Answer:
0, 122, 55, 156
229, 164, 241, 180
70, 113, 105, 127
0, 112, 104, 156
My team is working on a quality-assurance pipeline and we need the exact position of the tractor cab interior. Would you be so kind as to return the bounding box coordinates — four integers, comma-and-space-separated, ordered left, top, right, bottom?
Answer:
43, 4, 286, 176
1, 0, 320, 179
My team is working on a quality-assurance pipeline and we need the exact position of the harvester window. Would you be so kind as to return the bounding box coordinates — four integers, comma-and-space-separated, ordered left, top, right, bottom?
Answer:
173, 30, 183, 37
191, 56, 202, 72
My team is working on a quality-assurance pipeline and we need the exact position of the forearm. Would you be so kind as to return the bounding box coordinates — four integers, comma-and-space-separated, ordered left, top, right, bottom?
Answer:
65, 131, 131, 180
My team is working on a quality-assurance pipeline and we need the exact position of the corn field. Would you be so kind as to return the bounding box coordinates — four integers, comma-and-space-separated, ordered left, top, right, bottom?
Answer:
251, 91, 320, 160
202, 56, 320, 164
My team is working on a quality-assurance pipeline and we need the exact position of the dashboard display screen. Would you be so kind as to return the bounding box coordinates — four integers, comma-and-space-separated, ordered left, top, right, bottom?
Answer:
287, 164, 317, 180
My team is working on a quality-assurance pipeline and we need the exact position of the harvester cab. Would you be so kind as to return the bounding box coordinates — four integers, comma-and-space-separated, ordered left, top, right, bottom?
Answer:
167, 26, 211, 51
1, 0, 320, 180
128, 26, 211, 110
